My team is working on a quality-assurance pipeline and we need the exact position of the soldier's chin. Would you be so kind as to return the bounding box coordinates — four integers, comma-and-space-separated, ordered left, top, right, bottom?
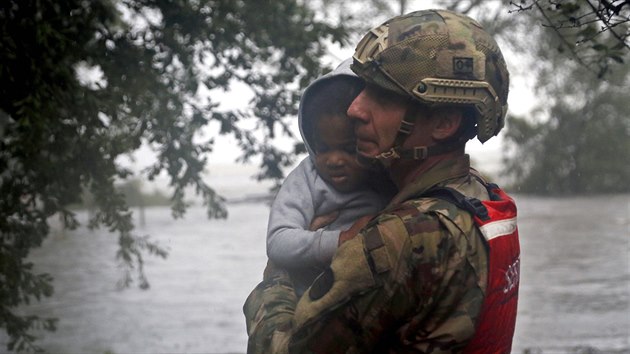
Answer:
355, 152, 382, 170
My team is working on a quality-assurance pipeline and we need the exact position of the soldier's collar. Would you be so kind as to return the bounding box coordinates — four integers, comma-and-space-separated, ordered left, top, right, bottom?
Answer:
388, 155, 471, 206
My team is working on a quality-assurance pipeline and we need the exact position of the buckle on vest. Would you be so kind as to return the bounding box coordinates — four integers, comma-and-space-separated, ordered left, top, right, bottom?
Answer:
463, 197, 490, 221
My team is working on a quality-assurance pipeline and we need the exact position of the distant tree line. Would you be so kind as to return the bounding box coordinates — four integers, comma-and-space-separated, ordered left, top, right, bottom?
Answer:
78, 179, 171, 209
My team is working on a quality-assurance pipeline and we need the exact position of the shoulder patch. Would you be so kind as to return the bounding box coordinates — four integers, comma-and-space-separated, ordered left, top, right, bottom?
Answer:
309, 267, 334, 301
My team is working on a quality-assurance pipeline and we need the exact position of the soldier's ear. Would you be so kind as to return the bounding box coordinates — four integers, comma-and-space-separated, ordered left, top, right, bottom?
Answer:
431, 108, 462, 141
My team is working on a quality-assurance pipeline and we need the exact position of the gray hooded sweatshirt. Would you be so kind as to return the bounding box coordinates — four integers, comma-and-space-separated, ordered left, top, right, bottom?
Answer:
266, 59, 390, 296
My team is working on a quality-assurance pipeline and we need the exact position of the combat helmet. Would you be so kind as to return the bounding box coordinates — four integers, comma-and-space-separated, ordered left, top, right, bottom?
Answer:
351, 9, 510, 161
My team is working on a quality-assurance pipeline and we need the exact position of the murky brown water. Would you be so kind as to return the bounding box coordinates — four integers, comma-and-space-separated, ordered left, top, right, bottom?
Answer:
1, 194, 628, 353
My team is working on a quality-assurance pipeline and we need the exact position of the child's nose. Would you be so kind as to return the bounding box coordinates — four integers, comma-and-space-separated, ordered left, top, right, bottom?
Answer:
326, 152, 345, 168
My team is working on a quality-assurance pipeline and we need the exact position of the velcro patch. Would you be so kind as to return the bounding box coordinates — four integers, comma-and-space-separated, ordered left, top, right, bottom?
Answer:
453, 57, 474, 74
363, 228, 391, 275
370, 246, 391, 274
365, 228, 384, 251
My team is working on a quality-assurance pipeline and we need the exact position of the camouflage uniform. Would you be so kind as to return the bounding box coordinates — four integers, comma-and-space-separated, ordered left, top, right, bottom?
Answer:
244, 155, 491, 353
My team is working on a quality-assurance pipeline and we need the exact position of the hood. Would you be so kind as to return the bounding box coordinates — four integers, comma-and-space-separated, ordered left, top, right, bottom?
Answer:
298, 58, 360, 159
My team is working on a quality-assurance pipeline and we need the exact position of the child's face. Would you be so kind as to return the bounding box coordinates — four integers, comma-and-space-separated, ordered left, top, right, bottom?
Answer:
313, 114, 368, 193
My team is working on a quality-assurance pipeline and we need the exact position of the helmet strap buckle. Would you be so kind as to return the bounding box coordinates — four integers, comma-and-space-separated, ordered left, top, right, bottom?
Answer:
412, 146, 428, 160
376, 147, 400, 160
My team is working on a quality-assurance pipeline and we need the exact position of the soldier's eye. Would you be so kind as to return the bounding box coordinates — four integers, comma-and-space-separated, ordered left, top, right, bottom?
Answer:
343, 145, 356, 154
367, 84, 407, 107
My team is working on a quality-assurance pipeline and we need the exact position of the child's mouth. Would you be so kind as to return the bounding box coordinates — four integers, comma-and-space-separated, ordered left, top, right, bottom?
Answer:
331, 175, 347, 184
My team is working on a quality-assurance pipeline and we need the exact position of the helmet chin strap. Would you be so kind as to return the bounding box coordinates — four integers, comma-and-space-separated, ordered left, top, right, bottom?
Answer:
355, 103, 475, 168
355, 151, 386, 169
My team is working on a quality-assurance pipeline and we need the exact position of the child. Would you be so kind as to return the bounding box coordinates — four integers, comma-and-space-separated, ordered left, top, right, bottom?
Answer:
266, 59, 393, 296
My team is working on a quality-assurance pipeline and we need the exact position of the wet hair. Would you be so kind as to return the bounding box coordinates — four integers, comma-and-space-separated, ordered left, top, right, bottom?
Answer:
302, 76, 364, 147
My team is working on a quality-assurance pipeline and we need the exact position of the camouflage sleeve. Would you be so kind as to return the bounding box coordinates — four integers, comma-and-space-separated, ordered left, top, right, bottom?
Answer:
286, 208, 457, 353
245, 201, 484, 353
243, 212, 412, 354
244, 260, 298, 354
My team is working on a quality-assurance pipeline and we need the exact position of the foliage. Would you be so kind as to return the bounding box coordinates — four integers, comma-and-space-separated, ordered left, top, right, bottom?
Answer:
0, 0, 349, 350
436, 0, 629, 194
118, 180, 171, 207
502, 32, 630, 194
508, 0, 629, 77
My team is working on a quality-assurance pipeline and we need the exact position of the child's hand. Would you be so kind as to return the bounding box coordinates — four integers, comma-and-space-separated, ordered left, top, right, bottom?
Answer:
338, 214, 374, 246
309, 211, 340, 231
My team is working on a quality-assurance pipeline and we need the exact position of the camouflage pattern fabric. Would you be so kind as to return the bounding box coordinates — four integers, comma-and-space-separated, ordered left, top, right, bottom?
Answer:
244, 260, 297, 353
244, 155, 491, 353
351, 9, 509, 143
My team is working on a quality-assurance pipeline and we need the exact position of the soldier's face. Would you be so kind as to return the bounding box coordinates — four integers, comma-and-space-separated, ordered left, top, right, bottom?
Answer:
347, 84, 408, 159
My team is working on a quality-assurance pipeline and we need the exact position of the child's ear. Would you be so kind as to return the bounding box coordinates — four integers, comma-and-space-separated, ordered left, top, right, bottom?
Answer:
431, 109, 462, 140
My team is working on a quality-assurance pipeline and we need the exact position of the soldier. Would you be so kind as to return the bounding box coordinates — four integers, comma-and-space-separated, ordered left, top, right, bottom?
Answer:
244, 9, 520, 354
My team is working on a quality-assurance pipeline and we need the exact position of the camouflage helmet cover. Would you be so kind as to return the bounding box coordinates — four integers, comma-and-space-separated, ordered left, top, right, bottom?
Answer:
351, 9, 510, 143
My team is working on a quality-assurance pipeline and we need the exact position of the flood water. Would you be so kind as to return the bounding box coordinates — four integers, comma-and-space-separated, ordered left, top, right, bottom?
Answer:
1, 194, 628, 353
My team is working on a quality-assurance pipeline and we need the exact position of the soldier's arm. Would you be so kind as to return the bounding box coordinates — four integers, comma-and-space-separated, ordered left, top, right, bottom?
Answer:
244, 261, 298, 354
286, 212, 448, 353
245, 215, 406, 353
246, 211, 457, 353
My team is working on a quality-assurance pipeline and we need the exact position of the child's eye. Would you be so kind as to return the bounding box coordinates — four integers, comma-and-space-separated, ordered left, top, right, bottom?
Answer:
316, 145, 329, 153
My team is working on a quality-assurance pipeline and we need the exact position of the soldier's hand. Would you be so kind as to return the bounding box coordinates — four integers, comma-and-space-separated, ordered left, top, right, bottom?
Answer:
338, 214, 373, 246
309, 210, 340, 231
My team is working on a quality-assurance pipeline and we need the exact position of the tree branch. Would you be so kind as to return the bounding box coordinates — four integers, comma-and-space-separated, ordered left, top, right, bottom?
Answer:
585, 0, 630, 50
533, 1, 597, 74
